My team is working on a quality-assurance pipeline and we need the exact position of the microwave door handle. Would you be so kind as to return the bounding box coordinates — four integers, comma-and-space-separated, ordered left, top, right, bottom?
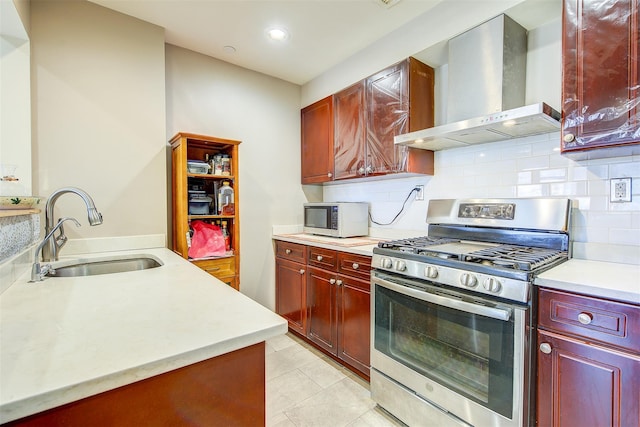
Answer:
373, 275, 512, 322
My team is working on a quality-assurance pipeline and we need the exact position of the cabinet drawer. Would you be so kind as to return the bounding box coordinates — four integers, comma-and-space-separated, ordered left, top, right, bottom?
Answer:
308, 246, 338, 270
538, 288, 640, 353
275, 241, 307, 263
193, 257, 236, 278
338, 252, 372, 281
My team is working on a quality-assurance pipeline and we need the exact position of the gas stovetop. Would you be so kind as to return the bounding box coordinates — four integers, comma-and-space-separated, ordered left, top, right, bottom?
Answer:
376, 237, 567, 273
372, 198, 573, 303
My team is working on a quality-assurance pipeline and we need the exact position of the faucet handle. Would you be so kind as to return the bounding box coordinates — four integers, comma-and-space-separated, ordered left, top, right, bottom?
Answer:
32, 217, 81, 280
53, 218, 71, 248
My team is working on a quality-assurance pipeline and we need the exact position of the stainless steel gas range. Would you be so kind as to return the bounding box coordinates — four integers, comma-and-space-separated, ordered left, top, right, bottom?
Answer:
370, 198, 572, 427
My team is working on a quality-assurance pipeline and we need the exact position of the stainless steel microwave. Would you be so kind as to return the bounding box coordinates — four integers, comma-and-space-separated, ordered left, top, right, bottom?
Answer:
303, 202, 369, 238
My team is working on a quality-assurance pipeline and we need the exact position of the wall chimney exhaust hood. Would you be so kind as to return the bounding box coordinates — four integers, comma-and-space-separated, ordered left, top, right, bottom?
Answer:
396, 14, 561, 151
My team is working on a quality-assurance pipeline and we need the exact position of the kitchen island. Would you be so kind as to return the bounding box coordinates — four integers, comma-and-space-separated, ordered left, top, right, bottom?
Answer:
0, 247, 287, 425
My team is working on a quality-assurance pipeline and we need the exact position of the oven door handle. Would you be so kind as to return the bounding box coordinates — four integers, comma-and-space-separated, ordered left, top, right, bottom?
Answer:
373, 275, 512, 321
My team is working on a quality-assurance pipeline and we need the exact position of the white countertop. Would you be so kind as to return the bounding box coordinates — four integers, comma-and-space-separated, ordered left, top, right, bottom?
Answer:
535, 259, 640, 305
0, 247, 287, 423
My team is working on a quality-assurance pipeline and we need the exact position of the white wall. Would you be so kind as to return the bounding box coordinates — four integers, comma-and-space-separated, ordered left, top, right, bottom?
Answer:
30, 0, 167, 240
165, 44, 306, 308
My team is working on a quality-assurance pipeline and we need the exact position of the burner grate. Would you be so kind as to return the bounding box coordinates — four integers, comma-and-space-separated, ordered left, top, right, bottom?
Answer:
378, 236, 458, 253
464, 245, 566, 271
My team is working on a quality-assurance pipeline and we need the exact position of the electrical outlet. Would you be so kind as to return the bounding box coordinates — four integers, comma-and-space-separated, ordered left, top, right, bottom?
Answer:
610, 178, 632, 203
415, 185, 424, 201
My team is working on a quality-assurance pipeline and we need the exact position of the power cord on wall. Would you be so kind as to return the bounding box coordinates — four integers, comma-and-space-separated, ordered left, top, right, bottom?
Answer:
369, 186, 421, 226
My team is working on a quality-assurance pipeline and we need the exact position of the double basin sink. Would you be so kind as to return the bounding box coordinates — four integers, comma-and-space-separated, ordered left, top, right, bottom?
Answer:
46, 255, 162, 278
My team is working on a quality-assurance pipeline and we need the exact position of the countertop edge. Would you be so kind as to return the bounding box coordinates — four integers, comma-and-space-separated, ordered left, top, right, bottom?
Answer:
1, 323, 287, 423
272, 234, 379, 256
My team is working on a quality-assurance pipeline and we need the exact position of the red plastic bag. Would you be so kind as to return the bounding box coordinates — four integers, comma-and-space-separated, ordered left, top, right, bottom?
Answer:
188, 220, 226, 259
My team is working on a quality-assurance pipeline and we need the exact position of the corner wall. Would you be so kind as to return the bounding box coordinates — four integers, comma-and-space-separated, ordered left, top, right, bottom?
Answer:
165, 44, 305, 309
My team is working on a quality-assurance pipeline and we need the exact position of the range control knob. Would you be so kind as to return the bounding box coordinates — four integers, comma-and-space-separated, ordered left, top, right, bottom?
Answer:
424, 266, 438, 279
460, 273, 478, 288
380, 258, 393, 269
483, 277, 502, 293
395, 260, 407, 272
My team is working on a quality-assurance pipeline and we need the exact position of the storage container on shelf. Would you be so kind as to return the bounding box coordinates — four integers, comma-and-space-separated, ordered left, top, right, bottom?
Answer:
221, 155, 231, 176
218, 181, 234, 215
188, 196, 212, 215
187, 160, 210, 174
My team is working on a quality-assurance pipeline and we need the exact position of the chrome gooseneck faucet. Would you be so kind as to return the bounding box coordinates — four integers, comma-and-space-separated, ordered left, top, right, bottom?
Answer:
42, 187, 104, 262
31, 217, 81, 282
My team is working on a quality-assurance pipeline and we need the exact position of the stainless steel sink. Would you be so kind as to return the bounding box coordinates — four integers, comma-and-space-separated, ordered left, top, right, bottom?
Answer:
46, 256, 162, 277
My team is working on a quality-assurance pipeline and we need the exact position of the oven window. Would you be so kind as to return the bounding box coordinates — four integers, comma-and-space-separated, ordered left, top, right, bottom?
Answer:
374, 284, 514, 418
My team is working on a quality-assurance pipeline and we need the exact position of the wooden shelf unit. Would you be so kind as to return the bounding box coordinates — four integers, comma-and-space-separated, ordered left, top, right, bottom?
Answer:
170, 132, 241, 290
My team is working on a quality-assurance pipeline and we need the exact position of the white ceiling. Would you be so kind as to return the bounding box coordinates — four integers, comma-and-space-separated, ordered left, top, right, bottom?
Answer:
88, 0, 561, 86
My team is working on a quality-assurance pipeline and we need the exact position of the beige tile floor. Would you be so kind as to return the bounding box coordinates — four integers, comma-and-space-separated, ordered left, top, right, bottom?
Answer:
265, 333, 404, 427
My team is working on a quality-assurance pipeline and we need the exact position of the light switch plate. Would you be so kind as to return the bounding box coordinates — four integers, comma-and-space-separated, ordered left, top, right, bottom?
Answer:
610, 178, 632, 203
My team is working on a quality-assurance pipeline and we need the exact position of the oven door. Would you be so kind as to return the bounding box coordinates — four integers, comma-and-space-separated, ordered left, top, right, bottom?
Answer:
371, 270, 531, 427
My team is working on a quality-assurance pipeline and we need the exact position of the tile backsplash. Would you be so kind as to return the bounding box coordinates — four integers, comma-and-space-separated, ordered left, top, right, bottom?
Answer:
324, 132, 640, 265
0, 214, 40, 262
0, 213, 40, 293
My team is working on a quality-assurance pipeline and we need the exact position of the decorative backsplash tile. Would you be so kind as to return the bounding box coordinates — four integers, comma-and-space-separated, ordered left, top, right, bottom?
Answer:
324, 132, 640, 265
0, 214, 40, 262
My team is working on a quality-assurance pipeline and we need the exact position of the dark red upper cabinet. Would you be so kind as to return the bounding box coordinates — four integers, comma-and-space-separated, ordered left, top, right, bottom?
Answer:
561, 0, 640, 156
301, 95, 334, 184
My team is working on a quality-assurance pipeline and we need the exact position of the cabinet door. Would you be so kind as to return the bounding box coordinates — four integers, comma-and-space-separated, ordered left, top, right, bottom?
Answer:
366, 58, 435, 175
275, 258, 307, 336
562, 0, 640, 153
301, 96, 334, 184
334, 81, 366, 180
366, 60, 409, 176
337, 274, 370, 377
537, 329, 640, 427
307, 266, 337, 355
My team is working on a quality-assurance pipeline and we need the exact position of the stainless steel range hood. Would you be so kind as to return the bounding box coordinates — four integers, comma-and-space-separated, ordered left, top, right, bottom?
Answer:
396, 15, 561, 151
395, 102, 561, 150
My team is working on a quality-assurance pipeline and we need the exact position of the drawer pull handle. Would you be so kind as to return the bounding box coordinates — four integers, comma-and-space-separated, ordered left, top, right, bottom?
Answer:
539, 343, 552, 354
352, 263, 359, 269
327, 172, 333, 178
299, 269, 305, 275
207, 267, 221, 272
317, 255, 323, 261
285, 249, 292, 254
329, 278, 336, 285
336, 279, 343, 286
578, 312, 593, 325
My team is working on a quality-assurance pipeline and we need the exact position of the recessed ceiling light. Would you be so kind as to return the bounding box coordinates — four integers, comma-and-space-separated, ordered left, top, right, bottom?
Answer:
266, 27, 289, 41
373, 0, 402, 8
223, 45, 236, 54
